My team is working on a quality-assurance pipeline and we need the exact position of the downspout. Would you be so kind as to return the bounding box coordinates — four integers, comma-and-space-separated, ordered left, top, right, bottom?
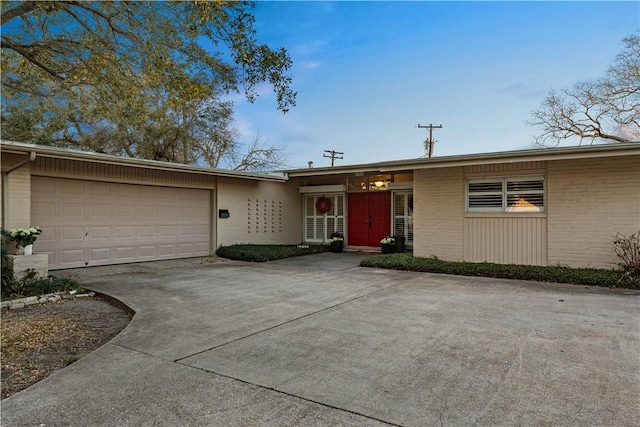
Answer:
2, 151, 36, 229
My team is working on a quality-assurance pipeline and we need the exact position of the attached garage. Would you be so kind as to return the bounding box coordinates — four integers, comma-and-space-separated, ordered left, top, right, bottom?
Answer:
32, 177, 211, 269
1, 140, 292, 271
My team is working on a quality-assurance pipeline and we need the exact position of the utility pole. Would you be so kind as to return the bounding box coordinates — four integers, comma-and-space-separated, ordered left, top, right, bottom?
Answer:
417, 123, 442, 158
323, 150, 343, 167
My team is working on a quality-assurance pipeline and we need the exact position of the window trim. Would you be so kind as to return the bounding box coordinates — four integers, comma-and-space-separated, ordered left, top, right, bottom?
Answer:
466, 175, 545, 214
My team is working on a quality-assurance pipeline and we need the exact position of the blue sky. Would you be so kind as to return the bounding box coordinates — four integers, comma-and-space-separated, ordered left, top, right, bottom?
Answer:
230, 1, 639, 168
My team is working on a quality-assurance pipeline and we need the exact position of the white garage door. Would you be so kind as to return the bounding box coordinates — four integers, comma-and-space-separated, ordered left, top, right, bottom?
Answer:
32, 177, 211, 269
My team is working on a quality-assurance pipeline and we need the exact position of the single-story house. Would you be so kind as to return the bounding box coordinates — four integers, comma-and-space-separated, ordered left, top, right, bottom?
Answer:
1, 140, 638, 270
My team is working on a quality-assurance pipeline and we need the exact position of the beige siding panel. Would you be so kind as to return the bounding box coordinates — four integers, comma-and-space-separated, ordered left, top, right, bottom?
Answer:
217, 177, 301, 246
464, 216, 547, 265
413, 167, 464, 261
32, 177, 211, 269
33, 157, 216, 189
547, 155, 640, 269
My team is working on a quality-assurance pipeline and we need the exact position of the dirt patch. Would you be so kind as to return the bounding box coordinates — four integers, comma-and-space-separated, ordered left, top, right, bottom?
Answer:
1, 297, 131, 399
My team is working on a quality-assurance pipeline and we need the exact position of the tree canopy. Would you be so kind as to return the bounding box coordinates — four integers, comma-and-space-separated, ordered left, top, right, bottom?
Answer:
529, 34, 639, 146
1, 1, 295, 170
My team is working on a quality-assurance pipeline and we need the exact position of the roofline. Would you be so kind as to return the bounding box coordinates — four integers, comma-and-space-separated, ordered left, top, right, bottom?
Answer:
0, 140, 288, 182
286, 142, 640, 177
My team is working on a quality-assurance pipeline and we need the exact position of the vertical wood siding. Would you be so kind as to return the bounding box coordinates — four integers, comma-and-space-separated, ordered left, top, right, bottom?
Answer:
464, 161, 546, 174
464, 216, 547, 265
33, 157, 217, 188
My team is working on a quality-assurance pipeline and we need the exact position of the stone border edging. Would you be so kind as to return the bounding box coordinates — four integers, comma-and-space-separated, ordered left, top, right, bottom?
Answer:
0, 291, 96, 311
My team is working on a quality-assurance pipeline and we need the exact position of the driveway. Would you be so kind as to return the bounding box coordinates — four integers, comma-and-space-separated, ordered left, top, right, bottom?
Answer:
2, 253, 639, 426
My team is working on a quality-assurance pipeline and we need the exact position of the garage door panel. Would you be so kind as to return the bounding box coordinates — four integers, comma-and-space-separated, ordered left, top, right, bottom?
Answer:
159, 207, 177, 218
32, 177, 211, 269
116, 205, 135, 217
33, 201, 55, 216
62, 250, 84, 264
115, 247, 134, 261
138, 206, 155, 217
139, 226, 156, 238
138, 246, 155, 258
63, 203, 84, 217
159, 245, 175, 256
90, 227, 111, 239
116, 226, 135, 238
158, 226, 176, 237
90, 248, 111, 263
90, 182, 111, 195
62, 180, 84, 194
91, 204, 111, 216
62, 227, 85, 240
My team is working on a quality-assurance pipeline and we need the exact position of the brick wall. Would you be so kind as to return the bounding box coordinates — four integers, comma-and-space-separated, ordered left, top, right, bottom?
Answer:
413, 167, 464, 261
7, 164, 32, 230
547, 155, 640, 269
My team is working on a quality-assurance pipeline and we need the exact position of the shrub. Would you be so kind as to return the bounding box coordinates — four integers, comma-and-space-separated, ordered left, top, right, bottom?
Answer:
217, 244, 327, 262
1, 239, 12, 292
1, 270, 83, 300
613, 231, 640, 288
360, 253, 638, 289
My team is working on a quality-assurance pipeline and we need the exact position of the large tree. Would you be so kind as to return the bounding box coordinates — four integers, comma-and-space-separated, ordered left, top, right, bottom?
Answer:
1, 1, 294, 169
529, 34, 639, 146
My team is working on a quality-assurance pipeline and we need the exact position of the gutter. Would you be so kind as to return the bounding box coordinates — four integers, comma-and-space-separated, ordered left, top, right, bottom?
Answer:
2, 151, 36, 229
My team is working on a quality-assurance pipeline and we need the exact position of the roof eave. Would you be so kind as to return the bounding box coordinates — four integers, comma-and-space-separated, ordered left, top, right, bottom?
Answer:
0, 140, 288, 182
287, 143, 640, 177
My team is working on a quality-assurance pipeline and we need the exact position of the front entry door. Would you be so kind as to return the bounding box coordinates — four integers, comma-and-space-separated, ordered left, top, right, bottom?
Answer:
348, 192, 391, 247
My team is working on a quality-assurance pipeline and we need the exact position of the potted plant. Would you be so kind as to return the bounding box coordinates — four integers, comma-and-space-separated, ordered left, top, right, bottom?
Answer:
329, 232, 344, 253
380, 236, 395, 254
3, 226, 42, 255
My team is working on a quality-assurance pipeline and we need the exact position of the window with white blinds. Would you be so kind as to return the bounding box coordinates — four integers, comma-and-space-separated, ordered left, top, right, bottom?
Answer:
303, 194, 344, 242
467, 176, 544, 213
393, 191, 413, 243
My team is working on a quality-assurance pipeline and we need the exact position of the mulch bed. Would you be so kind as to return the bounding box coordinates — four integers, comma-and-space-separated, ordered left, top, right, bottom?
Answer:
1, 297, 132, 399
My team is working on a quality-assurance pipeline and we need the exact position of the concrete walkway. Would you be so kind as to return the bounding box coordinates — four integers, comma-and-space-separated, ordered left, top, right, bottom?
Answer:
2, 253, 639, 426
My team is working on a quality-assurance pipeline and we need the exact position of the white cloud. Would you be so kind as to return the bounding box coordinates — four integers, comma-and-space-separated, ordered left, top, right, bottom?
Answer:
297, 61, 323, 71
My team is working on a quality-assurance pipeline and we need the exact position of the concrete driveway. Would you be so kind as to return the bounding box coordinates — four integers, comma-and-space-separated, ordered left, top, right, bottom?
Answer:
2, 253, 639, 426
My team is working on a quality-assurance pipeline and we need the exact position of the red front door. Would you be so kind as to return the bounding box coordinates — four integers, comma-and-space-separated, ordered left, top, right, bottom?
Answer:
348, 192, 391, 247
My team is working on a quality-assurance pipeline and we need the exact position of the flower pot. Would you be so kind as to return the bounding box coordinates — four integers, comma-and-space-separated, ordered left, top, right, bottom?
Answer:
329, 242, 344, 253
23, 244, 33, 256
381, 244, 395, 254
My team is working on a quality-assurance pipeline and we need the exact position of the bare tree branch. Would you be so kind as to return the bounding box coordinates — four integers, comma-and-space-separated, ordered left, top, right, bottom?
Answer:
528, 33, 640, 146
1, 1, 37, 26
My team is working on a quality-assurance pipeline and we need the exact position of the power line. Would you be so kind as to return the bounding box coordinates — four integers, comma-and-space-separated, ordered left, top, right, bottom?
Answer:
323, 150, 343, 167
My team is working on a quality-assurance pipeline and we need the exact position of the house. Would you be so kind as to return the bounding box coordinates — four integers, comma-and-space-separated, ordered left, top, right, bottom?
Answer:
2, 140, 638, 271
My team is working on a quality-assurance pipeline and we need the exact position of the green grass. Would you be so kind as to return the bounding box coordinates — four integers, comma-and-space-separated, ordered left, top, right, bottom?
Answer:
360, 253, 639, 289
217, 244, 327, 262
